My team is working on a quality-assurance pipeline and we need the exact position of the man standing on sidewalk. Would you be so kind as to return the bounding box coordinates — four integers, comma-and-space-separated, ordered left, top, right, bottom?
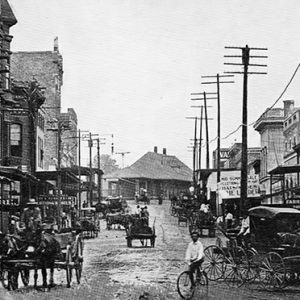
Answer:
185, 231, 204, 287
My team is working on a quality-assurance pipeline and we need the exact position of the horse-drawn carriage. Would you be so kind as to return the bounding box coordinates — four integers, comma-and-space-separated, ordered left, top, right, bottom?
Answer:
203, 206, 300, 290
126, 214, 156, 248
79, 207, 100, 238
95, 196, 124, 217
106, 212, 132, 230
0, 228, 83, 290
189, 210, 216, 237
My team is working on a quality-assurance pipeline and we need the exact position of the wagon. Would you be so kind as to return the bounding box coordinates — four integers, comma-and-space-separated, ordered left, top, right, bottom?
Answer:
202, 206, 300, 290
0, 229, 84, 290
106, 212, 132, 230
126, 216, 156, 247
189, 211, 216, 237
79, 207, 100, 238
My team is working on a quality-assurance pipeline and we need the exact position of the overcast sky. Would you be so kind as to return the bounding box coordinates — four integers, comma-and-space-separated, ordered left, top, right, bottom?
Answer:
8, 0, 300, 168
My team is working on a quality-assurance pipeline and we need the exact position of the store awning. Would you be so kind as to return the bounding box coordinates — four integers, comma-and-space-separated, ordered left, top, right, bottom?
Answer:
0, 166, 39, 182
36, 168, 80, 184
269, 165, 300, 175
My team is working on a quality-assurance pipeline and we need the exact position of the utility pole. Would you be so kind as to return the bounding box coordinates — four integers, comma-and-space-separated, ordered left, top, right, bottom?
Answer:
57, 120, 62, 229
201, 74, 234, 218
83, 132, 99, 207
96, 138, 105, 203
115, 152, 131, 168
191, 93, 214, 169
224, 45, 267, 214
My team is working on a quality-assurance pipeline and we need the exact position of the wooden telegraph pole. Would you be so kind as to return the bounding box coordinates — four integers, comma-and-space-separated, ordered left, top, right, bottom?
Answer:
224, 45, 267, 214
201, 74, 234, 218
191, 93, 214, 169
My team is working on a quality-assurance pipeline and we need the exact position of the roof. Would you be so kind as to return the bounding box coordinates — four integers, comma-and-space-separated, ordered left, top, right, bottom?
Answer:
249, 206, 300, 218
36, 168, 80, 183
0, 0, 17, 26
105, 152, 192, 182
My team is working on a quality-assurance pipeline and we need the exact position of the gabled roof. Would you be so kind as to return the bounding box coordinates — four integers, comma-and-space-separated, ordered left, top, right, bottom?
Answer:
0, 0, 17, 26
105, 152, 192, 182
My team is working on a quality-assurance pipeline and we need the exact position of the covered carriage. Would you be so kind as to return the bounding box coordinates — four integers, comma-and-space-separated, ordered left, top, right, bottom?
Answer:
203, 206, 300, 290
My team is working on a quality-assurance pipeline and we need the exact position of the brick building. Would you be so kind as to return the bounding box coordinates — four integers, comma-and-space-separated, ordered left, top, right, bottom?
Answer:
10, 39, 78, 171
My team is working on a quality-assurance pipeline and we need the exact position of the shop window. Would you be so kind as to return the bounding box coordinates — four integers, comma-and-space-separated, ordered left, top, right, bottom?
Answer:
10, 123, 22, 157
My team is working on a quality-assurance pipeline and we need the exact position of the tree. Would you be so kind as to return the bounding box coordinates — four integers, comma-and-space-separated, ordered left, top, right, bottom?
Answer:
93, 154, 120, 175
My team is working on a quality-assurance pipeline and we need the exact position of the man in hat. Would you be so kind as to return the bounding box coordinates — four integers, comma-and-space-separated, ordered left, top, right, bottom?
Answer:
185, 231, 204, 288
21, 198, 42, 233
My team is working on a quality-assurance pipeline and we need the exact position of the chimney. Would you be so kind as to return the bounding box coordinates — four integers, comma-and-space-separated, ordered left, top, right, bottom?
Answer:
154, 146, 158, 153
163, 148, 167, 155
54, 36, 59, 52
283, 100, 294, 117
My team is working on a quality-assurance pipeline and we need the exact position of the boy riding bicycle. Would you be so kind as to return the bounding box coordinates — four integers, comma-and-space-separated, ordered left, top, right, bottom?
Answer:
185, 231, 204, 288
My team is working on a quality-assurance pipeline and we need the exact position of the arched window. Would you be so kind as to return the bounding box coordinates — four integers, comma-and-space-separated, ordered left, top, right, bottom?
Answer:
10, 123, 22, 157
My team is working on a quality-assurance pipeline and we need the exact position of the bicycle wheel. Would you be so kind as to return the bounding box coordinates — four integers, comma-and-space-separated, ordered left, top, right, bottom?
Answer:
177, 271, 195, 300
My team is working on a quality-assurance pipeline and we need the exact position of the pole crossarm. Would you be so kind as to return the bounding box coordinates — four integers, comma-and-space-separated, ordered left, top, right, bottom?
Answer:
191, 92, 217, 95
191, 97, 218, 100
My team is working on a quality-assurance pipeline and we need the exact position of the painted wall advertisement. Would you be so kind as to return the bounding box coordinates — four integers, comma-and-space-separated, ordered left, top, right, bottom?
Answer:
218, 173, 260, 199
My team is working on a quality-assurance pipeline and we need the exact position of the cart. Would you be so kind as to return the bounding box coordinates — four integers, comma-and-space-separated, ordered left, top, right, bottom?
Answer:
126, 216, 156, 248
0, 230, 84, 290
79, 207, 100, 238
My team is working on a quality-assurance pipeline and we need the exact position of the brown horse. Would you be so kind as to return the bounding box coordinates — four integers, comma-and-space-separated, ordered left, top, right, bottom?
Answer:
2, 230, 62, 290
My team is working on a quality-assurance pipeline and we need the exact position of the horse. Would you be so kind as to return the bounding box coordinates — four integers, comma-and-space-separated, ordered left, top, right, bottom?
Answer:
34, 231, 62, 289
2, 229, 62, 290
0, 233, 30, 290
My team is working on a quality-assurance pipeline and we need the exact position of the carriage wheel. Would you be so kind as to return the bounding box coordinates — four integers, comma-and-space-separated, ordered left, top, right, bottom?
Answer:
66, 245, 73, 288
20, 269, 30, 287
245, 248, 261, 283
127, 238, 132, 247
223, 246, 249, 288
203, 245, 225, 281
75, 236, 84, 284
259, 252, 286, 291
151, 237, 155, 248
0, 270, 9, 289
8, 270, 19, 290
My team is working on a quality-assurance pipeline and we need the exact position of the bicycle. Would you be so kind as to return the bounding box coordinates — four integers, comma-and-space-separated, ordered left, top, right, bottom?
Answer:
177, 262, 208, 300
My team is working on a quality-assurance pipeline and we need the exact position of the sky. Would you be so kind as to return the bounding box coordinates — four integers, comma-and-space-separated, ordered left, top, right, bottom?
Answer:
8, 0, 300, 169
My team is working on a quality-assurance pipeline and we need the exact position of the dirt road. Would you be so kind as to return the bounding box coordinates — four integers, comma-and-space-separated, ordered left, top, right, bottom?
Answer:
2, 200, 300, 299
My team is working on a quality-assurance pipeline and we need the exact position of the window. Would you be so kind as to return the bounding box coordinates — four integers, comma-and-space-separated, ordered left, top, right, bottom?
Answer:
5, 64, 9, 90
294, 115, 297, 120
294, 136, 297, 147
38, 136, 44, 168
290, 139, 292, 150
285, 141, 288, 151
10, 124, 22, 157
289, 118, 292, 124
285, 122, 287, 127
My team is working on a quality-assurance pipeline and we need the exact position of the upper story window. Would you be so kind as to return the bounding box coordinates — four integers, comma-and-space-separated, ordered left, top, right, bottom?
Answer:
294, 114, 297, 120
10, 123, 22, 157
294, 136, 297, 147
289, 118, 292, 124
290, 138, 292, 150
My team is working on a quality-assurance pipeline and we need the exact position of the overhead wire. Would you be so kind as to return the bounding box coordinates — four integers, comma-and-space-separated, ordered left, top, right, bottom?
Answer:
190, 63, 300, 150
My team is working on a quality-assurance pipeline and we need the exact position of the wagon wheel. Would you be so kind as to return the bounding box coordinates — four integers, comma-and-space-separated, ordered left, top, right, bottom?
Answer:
203, 245, 225, 281
169, 205, 173, 216
245, 248, 261, 283
8, 270, 19, 290
65, 245, 73, 288
223, 246, 249, 288
20, 269, 30, 287
259, 251, 286, 291
127, 237, 132, 247
0, 269, 9, 289
74, 235, 84, 284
